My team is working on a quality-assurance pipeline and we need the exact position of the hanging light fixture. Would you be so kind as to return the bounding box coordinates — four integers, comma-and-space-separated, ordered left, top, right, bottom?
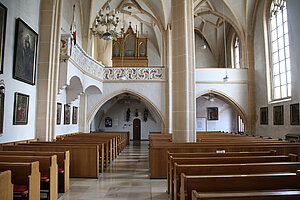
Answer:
222, 2, 229, 82
90, 1, 120, 40
199, 8, 207, 50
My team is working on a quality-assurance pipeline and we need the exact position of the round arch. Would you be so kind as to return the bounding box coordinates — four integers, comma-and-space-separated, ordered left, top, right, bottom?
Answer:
87, 88, 166, 130
197, 89, 248, 125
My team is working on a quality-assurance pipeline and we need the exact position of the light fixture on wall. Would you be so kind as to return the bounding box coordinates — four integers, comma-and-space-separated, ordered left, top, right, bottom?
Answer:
90, 1, 120, 40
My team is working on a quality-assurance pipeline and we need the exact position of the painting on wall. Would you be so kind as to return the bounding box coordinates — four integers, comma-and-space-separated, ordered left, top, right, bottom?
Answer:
57, 103, 62, 125
72, 106, 78, 124
13, 18, 38, 85
273, 105, 284, 125
64, 104, 70, 125
260, 107, 268, 125
105, 117, 112, 127
290, 103, 299, 125
0, 2, 7, 74
0, 92, 4, 133
13, 92, 29, 125
207, 107, 218, 120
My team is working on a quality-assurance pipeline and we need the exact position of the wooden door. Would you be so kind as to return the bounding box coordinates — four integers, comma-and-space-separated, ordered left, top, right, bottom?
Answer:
133, 119, 141, 141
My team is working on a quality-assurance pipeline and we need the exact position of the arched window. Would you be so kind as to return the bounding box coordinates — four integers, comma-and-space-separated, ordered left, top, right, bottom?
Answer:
233, 35, 240, 68
269, 0, 291, 100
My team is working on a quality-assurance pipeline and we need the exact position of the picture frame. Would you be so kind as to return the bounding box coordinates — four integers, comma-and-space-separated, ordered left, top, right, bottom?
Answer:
13, 92, 29, 125
0, 92, 4, 133
273, 105, 284, 125
260, 107, 268, 125
64, 104, 70, 125
207, 107, 218, 120
57, 103, 62, 125
105, 117, 112, 127
72, 106, 78, 124
13, 18, 38, 85
290, 103, 300, 125
0, 2, 7, 74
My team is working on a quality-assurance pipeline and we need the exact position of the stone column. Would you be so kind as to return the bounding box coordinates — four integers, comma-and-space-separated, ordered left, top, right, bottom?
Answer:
36, 0, 62, 141
164, 24, 173, 134
79, 93, 89, 133
171, 0, 196, 142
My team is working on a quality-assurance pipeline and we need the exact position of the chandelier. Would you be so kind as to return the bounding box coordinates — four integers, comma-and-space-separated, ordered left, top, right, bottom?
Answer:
90, 2, 121, 40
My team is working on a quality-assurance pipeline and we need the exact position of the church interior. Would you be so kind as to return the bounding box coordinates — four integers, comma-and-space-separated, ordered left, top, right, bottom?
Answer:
1, 0, 300, 199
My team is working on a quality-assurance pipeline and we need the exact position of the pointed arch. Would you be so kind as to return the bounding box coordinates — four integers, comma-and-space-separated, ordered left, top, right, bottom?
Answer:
87, 88, 166, 130
197, 89, 248, 124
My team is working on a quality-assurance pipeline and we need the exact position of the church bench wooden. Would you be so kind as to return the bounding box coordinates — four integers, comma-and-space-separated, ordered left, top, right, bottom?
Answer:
0, 170, 13, 200
0, 161, 40, 200
167, 150, 277, 192
169, 154, 297, 199
0, 155, 57, 200
181, 171, 300, 200
191, 189, 300, 200
56, 138, 111, 168
2, 144, 99, 178
173, 162, 300, 200
150, 142, 300, 178
0, 150, 70, 193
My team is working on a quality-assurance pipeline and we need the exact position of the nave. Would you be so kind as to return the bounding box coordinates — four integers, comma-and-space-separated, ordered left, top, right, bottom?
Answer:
59, 141, 167, 200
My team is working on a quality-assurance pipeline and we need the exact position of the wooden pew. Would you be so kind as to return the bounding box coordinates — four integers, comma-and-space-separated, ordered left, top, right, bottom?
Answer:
191, 189, 300, 200
167, 150, 277, 194
150, 142, 300, 178
169, 154, 297, 200
173, 162, 300, 200
0, 161, 40, 200
2, 144, 99, 178
0, 150, 69, 193
0, 155, 57, 200
0, 170, 13, 200
181, 171, 300, 200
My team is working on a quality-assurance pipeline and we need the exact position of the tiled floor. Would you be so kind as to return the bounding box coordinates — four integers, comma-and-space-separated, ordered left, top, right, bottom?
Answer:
59, 141, 168, 200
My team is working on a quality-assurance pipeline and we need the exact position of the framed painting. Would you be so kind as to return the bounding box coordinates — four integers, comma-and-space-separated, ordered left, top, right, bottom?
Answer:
260, 107, 268, 125
72, 106, 78, 124
105, 117, 112, 127
273, 105, 284, 125
57, 103, 62, 125
290, 103, 299, 125
13, 18, 38, 85
0, 92, 4, 133
207, 107, 218, 120
64, 104, 70, 125
0, 2, 7, 74
13, 92, 29, 125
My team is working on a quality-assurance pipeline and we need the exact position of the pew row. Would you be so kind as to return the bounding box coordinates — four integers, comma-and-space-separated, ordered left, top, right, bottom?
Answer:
180, 171, 300, 200
0, 161, 40, 200
173, 162, 300, 200
0, 150, 69, 192
0, 155, 57, 200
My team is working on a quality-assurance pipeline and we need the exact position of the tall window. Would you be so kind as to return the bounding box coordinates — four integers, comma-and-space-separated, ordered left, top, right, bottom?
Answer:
269, 0, 291, 100
237, 116, 244, 134
233, 36, 240, 68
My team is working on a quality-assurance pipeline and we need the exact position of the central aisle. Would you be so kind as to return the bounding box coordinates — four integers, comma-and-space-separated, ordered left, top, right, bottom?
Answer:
59, 141, 168, 200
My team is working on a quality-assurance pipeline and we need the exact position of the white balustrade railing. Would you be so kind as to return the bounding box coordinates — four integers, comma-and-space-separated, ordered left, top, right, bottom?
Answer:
103, 67, 165, 81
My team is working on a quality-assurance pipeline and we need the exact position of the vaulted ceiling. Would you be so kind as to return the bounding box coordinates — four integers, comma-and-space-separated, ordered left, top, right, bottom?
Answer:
81, 0, 260, 61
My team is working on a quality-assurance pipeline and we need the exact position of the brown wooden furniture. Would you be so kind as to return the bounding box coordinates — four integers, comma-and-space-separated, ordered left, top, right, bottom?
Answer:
0, 161, 40, 200
0, 170, 13, 200
0, 155, 57, 200
181, 171, 300, 200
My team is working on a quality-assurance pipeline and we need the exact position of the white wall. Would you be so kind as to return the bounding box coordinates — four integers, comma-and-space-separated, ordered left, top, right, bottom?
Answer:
0, 0, 40, 143
195, 32, 218, 67
56, 88, 80, 136
254, 0, 300, 139
196, 96, 238, 132
91, 99, 161, 140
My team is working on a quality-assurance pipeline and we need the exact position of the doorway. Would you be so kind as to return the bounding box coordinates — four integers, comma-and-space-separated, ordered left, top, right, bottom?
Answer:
133, 118, 141, 141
